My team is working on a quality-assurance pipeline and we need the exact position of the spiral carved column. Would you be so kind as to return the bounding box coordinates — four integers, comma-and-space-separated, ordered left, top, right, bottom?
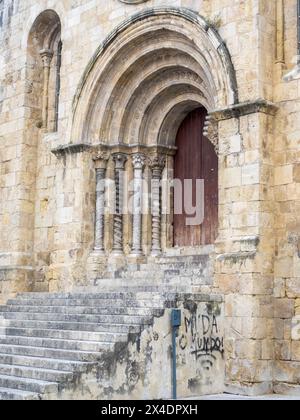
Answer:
112, 153, 128, 255
93, 153, 109, 254
150, 156, 166, 256
131, 154, 146, 256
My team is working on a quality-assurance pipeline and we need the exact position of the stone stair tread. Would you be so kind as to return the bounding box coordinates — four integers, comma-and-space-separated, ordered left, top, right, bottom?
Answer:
0, 319, 148, 330
0, 374, 58, 393
0, 326, 129, 341
0, 335, 117, 349
0, 343, 103, 359
6, 299, 166, 308
16, 292, 148, 300
0, 363, 73, 375
0, 386, 39, 400
1, 312, 151, 324
0, 352, 94, 369
0, 305, 162, 315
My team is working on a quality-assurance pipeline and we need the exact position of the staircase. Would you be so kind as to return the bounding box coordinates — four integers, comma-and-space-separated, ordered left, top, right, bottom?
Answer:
0, 250, 220, 400
0, 291, 172, 400
92, 252, 214, 290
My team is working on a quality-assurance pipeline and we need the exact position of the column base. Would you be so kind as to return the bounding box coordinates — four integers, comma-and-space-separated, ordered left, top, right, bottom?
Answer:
93, 248, 106, 256
111, 249, 124, 256
151, 250, 162, 257
107, 253, 126, 270
127, 253, 146, 264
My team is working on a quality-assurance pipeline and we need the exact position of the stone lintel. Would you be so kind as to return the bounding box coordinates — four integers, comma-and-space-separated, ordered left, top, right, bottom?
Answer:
210, 99, 278, 121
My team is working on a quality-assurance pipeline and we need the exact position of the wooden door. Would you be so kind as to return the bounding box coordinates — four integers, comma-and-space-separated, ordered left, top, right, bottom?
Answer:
173, 108, 218, 247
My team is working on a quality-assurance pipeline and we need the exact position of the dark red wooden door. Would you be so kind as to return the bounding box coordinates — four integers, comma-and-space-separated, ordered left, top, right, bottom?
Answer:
173, 108, 218, 247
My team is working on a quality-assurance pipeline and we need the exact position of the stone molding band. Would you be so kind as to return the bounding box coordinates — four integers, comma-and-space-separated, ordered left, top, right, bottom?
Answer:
210, 99, 279, 122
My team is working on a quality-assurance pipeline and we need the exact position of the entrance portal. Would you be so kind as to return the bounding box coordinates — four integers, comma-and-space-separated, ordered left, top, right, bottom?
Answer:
173, 108, 218, 247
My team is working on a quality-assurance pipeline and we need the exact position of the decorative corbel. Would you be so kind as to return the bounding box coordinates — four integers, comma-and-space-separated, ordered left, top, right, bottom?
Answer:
203, 114, 219, 153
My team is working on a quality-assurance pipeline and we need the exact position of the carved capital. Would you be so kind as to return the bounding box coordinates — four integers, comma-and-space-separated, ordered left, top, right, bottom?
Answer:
39, 49, 53, 68
112, 153, 128, 170
132, 154, 146, 170
149, 155, 166, 172
93, 151, 110, 169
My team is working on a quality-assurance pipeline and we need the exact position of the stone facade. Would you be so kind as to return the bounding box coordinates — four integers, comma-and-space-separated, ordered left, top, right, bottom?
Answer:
0, 0, 300, 398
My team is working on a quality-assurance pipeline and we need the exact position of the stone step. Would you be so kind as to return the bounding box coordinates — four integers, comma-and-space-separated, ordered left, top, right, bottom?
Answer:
138, 262, 208, 272
0, 327, 129, 342
0, 374, 58, 394
16, 292, 164, 300
0, 353, 93, 372
152, 254, 212, 263
0, 335, 115, 352
0, 344, 103, 362
0, 319, 145, 333
74, 285, 187, 296
0, 305, 163, 317
0, 364, 74, 383
93, 276, 193, 289
7, 298, 166, 308
0, 386, 39, 400
1, 311, 153, 325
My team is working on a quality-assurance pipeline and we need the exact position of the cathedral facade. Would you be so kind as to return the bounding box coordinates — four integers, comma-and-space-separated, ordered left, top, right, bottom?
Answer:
0, 0, 300, 399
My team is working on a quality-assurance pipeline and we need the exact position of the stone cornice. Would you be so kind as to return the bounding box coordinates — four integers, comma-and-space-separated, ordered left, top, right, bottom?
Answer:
52, 143, 92, 157
52, 143, 177, 159
210, 99, 279, 121
92, 143, 177, 157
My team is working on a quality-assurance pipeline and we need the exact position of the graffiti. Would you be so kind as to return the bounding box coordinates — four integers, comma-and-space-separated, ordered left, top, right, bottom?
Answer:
177, 302, 225, 393
191, 336, 224, 360
179, 309, 224, 361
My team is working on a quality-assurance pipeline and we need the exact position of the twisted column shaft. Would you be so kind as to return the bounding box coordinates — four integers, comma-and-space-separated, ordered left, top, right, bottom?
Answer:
93, 153, 109, 253
94, 168, 106, 253
112, 154, 127, 255
150, 156, 165, 256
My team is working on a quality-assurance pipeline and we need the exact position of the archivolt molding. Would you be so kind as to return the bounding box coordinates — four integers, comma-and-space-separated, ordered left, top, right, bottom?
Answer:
122, 75, 209, 146
69, 7, 238, 150
140, 89, 207, 147
101, 51, 207, 143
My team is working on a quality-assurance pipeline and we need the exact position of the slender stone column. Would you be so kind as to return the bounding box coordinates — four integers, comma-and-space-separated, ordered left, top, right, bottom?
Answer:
93, 153, 109, 254
150, 156, 166, 256
39, 49, 53, 129
276, 0, 285, 65
131, 154, 146, 256
112, 153, 128, 255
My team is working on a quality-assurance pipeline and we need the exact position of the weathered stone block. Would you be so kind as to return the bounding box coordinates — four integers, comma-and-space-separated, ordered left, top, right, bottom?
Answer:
241, 164, 260, 185
274, 298, 295, 319
274, 165, 293, 186
274, 340, 291, 361
274, 361, 300, 383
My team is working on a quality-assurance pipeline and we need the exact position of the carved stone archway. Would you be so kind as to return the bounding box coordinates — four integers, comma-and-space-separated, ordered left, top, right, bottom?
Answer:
66, 7, 238, 259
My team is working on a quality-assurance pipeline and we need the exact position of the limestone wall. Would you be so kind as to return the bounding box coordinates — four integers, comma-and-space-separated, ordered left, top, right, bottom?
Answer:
271, 0, 300, 396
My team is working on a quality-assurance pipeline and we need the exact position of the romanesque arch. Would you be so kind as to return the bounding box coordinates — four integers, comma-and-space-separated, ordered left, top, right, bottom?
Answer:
70, 7, 238, 147
27, 9, 62, 131
67, 7, 238, 256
